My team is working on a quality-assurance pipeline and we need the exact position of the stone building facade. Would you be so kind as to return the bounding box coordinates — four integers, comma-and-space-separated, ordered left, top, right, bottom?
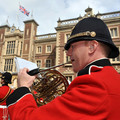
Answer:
0, 7, 120, 89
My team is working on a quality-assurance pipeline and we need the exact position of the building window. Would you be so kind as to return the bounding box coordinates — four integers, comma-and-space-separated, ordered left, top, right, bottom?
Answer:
111, 47, 120, 63
66, 56, 71, 63
38, 46, 42, 53
64, 34, 71, 64
4, 59, 13, 71
65, 76, 72, 82
65, 34, 70, 43
1, 34, 3, 40
46, 59, 51, 67
110, 27, 118, 38
27, 29, 29, 36
112, 55, 120, 62
46, 45, 52, 53
36, 60, 41, 68
6, 41, 15, 55
25, 44, 28, 51
20, 42, 23, 55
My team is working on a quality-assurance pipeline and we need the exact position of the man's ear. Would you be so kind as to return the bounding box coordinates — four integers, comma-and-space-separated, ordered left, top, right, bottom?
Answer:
88, 40, 98, 54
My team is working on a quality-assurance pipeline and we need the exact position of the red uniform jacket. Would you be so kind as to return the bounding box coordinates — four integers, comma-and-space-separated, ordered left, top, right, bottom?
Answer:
6, 59, 120, 120
0, 85, 13, 120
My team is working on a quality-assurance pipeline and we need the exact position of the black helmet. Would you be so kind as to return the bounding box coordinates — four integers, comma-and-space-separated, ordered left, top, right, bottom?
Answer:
64, 17, 119, 58
1, 72, 12, 84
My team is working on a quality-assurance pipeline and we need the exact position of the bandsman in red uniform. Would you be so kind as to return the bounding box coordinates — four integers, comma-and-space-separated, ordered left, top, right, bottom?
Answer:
0, 72, 13, 120
7, 17, 120, 120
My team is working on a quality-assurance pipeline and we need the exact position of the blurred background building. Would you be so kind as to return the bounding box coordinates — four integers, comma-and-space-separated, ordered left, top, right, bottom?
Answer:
0, 7, 120, 89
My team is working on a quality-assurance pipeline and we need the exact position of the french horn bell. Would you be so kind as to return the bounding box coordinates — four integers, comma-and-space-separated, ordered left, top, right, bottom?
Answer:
31, 61, 71, 106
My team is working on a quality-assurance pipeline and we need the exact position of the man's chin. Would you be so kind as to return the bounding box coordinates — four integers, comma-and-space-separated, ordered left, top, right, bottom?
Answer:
72, 68, 78, 73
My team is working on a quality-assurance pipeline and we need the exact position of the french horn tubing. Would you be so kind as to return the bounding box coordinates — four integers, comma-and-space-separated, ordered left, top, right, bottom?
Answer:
31, 61, 71, 106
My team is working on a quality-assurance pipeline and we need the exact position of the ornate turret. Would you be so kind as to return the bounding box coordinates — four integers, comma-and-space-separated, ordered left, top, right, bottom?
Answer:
84, 7, 94, 17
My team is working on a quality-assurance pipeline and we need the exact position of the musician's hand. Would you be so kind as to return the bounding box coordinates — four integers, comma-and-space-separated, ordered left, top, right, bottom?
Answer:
17, 68, 36, 88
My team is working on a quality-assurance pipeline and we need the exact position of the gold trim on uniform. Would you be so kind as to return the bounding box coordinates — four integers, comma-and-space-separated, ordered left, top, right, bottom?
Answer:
68, 31, 96, 40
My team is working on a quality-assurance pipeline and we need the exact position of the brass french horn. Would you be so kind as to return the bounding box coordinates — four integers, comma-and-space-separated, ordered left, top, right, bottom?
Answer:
31, 62, 71, 106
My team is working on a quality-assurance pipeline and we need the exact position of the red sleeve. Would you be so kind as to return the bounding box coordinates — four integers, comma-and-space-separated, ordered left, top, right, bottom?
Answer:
0, 86, 9, 99
6, 75, 109, 120
0, 86, 12, 105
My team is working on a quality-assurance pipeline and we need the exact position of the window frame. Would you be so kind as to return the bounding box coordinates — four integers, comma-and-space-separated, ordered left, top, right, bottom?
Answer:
109, 26, 119, 38
4, 59, 13, 71
36, 59, 42, 68
46, 45, 52, 53
45, 59, 52, 68
6, 41, 16, 55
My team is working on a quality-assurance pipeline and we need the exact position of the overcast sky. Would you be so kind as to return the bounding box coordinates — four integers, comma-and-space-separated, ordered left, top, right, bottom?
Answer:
0, 0, 120, 35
